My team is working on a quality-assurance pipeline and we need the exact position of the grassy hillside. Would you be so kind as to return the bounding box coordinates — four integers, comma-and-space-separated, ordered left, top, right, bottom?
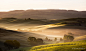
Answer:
50, 18, 86, 27
9, 40, 86, 51
74, 35, 86, 41
0, 18, 86, 25
0, 28, 48, 51
0, 18, 47, 25
0, 18, 86, 51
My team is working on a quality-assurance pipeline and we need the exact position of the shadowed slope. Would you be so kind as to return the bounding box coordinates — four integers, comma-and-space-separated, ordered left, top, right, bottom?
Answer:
0, 10, 86, 19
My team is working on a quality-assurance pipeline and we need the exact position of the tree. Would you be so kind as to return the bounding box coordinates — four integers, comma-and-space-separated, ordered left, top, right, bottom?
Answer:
36, 38, 43, 44
54, 37, 57, 41
25, 18, 27, 20
28, 18, 31, 20
4, 40, 20, 50
63, 34, 74, 42
28, 37, 37, 46
4, 40, 14, 50
28, 37, 36, 42
45, 37, 48, 41
28, 37, 44, 46
48, 39, 51, 41
60, 38, 63, 41
68, 36, 74, 41
13, 40, 20, 49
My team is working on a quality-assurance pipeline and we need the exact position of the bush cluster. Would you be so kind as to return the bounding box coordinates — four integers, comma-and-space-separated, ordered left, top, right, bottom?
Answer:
4, 40, 20, 50
28, 37, 43, 46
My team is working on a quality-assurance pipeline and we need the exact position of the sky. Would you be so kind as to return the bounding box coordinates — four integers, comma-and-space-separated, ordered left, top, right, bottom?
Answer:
0, 0, 86, 12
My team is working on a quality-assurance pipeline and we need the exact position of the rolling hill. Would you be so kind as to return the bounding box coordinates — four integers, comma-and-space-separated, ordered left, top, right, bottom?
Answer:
0, 18, 86, 51
9, 40, 86, 51
0, 28, 47, 50
0, 9, 86, 19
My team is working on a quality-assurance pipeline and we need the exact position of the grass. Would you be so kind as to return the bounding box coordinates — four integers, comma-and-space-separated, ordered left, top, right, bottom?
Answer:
9, 47, 32, 51
0, 18, 86, 26
1, 18, 86, 51
9, 40, 86, 51
0, 18, 47, 25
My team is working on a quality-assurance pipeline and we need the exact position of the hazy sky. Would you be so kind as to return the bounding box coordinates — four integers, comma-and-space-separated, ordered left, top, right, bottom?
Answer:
0, 0, 86, 12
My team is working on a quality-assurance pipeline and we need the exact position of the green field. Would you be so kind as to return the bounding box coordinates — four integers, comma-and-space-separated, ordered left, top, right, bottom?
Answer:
9, 40, 86, 51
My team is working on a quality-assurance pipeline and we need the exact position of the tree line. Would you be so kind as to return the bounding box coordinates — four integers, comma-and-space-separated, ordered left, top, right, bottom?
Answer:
0, 33, 74, 51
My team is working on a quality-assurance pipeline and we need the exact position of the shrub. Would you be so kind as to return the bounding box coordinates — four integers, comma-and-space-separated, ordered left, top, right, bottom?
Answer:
54, 38, 57, 41
28, 37, 44, 46
28, 37, 37, 46
4, 40, 14, 50
4, 40, 20, 50
28, 37, 36, 42
45, 37, 48, 41
60, 38, 63, 41
48, 39, 52, 41
63, 34, 74, 42
13, 40, 20, 49
36, 38, 43, 44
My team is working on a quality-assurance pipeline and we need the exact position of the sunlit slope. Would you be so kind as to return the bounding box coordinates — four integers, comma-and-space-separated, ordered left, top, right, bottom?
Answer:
0, 18, 48, 31
40, 18, 86, 36
10, 40, 86, 51
1, 18, 86, 37
25, 24, 65, 31
74, 35, 86, 41
0, 18, 66, 31
0, 23, 65, 32
50, 18, 86, 26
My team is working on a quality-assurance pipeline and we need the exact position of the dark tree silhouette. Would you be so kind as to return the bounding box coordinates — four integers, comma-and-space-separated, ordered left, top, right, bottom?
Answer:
60, 38, 63, 41
4, 40, 20, 50
13, 40, 20, 49
28, 18, 31, 20
45, 37, 48, 41
24, 18, 27, 20
54, 38, 57, 41
36, 38, 43, 44
28, 37, 37, 46
28, 37, 44, 46
63, 34, 74, 42
28, 37, 36, 42
4, 40, 14, 50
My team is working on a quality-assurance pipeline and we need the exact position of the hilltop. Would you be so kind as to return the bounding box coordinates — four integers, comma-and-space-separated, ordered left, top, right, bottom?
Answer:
0, 9, 86, 19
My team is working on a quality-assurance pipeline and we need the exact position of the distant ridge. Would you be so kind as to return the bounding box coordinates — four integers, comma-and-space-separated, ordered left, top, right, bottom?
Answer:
0, 9, 86, 19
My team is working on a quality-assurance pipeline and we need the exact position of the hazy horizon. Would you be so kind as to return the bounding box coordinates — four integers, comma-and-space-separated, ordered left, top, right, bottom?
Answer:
0, 0, 86, 12
0, 9, 86, 12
